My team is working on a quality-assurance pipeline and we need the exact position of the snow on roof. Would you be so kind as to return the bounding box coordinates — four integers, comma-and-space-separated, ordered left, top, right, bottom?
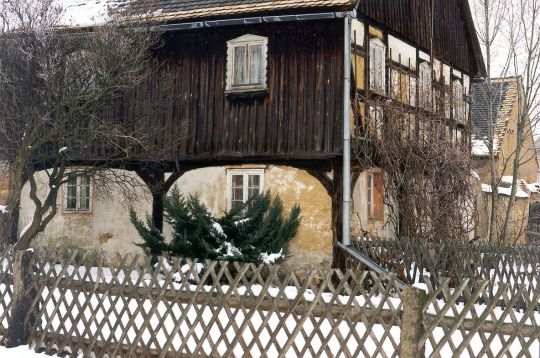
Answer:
501, 175, 513, 184
58, 0, 128, 26
527, 182, 540, 193
59, 0, 108, 26
481, 179, 533, 198
472, 139, 489, 156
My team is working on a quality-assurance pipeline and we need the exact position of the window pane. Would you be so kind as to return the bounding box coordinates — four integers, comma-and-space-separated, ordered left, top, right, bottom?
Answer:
232, 174, 243, 188
249, 44, 262, 84
231, 200, 244, 210
247, 174, 261, 201
66, 180, 77, 211
233, 46, 247, 85
80, 181, 91, 211
248, 174, 260, 189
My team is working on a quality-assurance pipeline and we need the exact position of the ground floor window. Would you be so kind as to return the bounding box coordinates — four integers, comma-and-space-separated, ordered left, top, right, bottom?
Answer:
227, 169, 264, 210
64, 174, 92, 213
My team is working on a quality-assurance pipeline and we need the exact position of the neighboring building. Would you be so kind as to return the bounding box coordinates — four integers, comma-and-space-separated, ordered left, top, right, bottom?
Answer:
19, 0, 485, 269
471, 78, 539, 243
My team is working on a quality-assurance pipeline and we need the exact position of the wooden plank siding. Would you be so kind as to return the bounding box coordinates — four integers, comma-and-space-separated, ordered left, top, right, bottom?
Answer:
115, 20, 344, 163
358, 0, 480, 76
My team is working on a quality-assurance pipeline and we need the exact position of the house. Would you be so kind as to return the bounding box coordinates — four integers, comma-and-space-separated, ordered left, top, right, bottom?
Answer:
471, 78, 539, 243
19, 0, 485, 269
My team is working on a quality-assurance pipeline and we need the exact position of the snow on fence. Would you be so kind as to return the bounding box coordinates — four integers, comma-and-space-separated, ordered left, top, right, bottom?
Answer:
0, 247, 538, 357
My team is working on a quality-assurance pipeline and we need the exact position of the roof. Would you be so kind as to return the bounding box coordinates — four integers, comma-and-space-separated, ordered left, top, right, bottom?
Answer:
59, 0, 356, 26
128, 0, 355, 21
471, 78, 518, 157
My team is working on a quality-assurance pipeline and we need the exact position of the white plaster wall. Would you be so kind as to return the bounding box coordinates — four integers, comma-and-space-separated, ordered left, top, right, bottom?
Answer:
19, 170, 151, 254
19, 166, 333, 269
172, 165, 333, 270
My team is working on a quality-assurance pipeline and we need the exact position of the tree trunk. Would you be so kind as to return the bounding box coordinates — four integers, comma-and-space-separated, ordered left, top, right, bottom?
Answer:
501, 100, 526, 242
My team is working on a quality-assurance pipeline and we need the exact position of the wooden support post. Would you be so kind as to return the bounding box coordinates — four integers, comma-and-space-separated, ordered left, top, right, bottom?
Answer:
137, 169, 184, 232
331, 165, 344, 268
400, 286, 426, 358
8, 250, 34, 347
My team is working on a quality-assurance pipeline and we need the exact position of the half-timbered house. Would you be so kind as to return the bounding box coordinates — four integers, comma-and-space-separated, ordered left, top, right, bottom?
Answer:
19, 0, 485, 269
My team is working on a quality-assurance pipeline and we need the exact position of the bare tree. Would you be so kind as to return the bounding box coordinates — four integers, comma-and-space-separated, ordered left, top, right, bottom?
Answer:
0, 0, 168, 249
472, 0, 540, 243
500, 0, 540, 241
472, 0, 508, 243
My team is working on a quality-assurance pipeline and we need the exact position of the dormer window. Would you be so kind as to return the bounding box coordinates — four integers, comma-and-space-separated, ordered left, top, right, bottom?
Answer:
369, 38, 386, 94
226, 34, 268, 93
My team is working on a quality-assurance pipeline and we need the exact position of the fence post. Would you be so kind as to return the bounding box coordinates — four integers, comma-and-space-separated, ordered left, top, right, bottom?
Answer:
400, 286, 426, 358
7, 249, 34, 347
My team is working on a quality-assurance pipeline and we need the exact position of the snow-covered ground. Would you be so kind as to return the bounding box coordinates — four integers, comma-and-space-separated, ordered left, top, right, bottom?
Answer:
0, 345, 64, 357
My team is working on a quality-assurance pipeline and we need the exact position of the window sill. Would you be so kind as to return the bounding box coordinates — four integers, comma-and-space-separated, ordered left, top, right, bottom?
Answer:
63, 209, 92, 215
225, 87, 268, 100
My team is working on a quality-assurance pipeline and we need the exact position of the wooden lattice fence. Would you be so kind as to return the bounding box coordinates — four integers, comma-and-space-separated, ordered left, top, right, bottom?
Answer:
0, 247, 539, 357
350, 237, 540, 309
0, 248, 404, 357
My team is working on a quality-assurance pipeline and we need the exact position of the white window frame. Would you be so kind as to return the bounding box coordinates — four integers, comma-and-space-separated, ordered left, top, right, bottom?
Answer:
226, 34, 268, 93
367, 172, 374, 219
63, 174, 92, 213
226, 169, 265, 210
369, 38, 386, 94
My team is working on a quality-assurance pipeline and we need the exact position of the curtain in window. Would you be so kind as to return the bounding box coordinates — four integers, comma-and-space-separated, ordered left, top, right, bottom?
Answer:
249, 44, 262, 84
233, 46, 247, 85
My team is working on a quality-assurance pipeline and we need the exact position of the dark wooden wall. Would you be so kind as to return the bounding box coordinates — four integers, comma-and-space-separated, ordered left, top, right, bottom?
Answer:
358, 0, 480, 76
119, 20, 344, 163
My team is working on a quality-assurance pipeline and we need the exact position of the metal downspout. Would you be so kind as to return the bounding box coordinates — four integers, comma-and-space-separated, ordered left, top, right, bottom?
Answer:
342, 13, 352, 246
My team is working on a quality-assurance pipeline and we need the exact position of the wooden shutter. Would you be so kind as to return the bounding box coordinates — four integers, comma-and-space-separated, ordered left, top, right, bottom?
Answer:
374, 172, 385, 222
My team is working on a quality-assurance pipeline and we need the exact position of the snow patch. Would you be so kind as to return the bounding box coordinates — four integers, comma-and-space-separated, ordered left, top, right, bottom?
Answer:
212, 222, 225, 237
0, 205, 8, 214
0, 345, 67, 357
234, 218, 250, 225
220, 242, 242, 258
260, 249, 283, 264
470, 170, 480, 181
20, 221, 32, 238
58, 146, 68, 153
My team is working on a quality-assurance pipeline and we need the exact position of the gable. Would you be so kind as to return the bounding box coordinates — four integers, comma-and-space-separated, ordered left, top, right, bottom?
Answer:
357, 0, 485, 77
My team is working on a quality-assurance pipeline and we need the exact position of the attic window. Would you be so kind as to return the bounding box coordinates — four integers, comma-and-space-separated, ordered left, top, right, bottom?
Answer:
226, 34, 268, 93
